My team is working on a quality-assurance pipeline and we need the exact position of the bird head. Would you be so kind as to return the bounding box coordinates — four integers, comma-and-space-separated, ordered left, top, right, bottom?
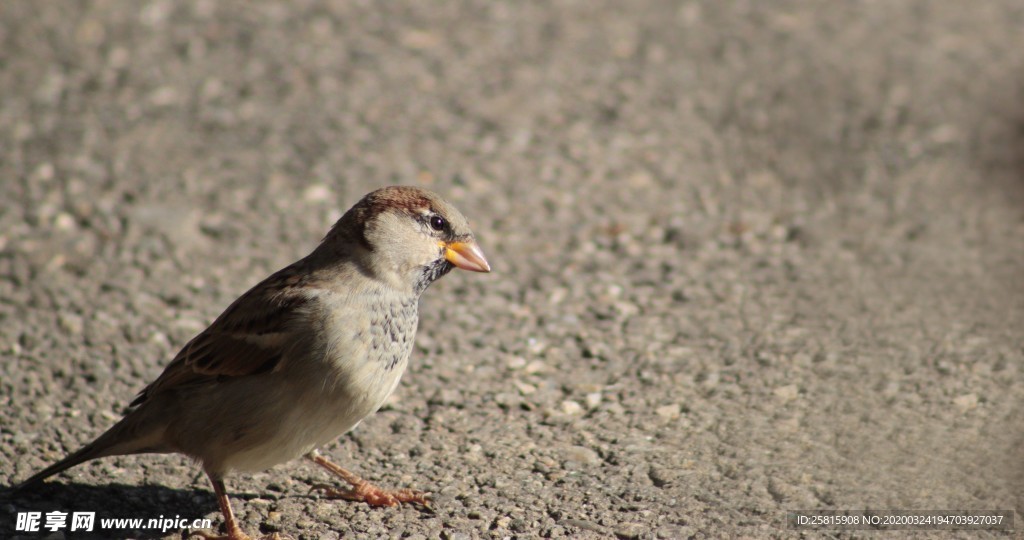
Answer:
325, 186, 490, 294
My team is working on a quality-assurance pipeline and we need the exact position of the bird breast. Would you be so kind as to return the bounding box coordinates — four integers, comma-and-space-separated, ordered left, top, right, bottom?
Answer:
314, 292, 419, 430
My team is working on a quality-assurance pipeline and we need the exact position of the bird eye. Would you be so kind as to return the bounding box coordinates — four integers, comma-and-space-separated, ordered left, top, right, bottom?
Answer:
430, 215, 447, 231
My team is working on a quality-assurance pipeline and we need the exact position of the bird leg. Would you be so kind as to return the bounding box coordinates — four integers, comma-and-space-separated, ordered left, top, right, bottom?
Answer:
189, 471, 281, 540
306, 451, 430, 507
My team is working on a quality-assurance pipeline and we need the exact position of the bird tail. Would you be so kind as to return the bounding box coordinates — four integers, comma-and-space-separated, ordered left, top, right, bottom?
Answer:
14, 410, 168, 491
14, 441, 108, 490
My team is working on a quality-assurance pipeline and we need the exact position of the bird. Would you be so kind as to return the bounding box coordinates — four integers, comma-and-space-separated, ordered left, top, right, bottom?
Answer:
14, 186, 491, 540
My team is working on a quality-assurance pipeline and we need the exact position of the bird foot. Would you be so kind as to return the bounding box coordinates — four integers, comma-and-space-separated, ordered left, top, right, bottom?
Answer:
188, 528, 284, 540
309, 481, 431, 508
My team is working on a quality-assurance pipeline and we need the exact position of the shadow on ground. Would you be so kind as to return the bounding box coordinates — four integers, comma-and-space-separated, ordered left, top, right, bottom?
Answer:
3, 483, 216, 539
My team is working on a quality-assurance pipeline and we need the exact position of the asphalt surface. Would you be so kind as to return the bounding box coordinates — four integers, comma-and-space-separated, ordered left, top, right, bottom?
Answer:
2, 1, 1024, 539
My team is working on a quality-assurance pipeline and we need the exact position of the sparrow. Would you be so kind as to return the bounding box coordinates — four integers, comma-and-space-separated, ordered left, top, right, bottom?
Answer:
15, 186, 491, 540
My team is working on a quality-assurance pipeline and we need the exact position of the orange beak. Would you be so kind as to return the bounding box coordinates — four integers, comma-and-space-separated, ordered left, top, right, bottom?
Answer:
444, 241, 491, 273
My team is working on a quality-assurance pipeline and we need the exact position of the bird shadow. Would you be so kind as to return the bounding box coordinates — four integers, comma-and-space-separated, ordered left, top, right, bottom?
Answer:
2, 477, 437, 539
1, 482, 218, 539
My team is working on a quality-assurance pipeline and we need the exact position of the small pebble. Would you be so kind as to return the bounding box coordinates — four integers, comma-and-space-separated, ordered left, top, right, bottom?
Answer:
507, 356, 527, 369
525, 360, 549, 374
953, 393, 978, 411
58, 312, 84, 335
515, 381, 537, 395
562, 445, 601, 465
615, 522, 646, 539
561, 400, 584, 415
774, 384, 799, 403
655, 404, 681, 419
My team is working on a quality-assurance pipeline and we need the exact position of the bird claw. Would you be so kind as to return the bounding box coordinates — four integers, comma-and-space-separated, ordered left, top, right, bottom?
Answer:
188, 529, 241, 540
188, 529, 285, 540
309, 481, 431, 508
307, 482, 335, 495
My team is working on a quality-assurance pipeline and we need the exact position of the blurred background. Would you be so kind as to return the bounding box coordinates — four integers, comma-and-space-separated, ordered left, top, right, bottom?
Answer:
2, 1, 1023, 537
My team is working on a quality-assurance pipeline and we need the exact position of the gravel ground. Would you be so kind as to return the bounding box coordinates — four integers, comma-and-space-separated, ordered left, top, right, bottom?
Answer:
2, 1, 1024, 539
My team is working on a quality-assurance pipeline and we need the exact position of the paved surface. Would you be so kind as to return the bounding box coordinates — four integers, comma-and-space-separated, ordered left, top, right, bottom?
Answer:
3, 1, 1024, 538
